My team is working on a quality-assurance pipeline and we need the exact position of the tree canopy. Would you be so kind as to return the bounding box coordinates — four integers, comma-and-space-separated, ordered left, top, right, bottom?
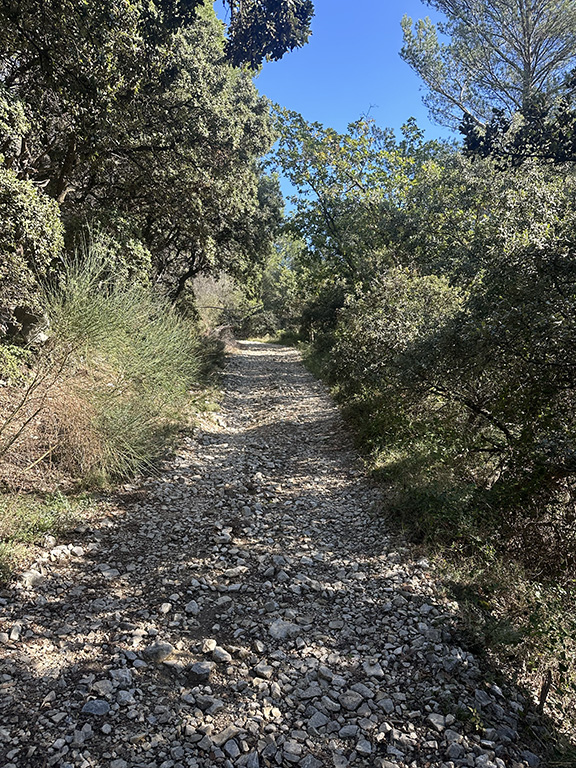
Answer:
226, 0, 314, 68
273, 109, 440, 286
460, 87, 576, 164
401, 0, 576, 126
0, 0, 314, 79
0, 0, 289, 317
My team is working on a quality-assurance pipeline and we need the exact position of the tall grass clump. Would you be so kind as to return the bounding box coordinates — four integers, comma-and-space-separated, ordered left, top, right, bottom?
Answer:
44, 249, 201, 483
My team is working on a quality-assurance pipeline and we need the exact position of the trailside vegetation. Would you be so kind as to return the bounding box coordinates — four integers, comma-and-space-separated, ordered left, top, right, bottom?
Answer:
0, 1, 285, 320
0, 0, 309, 576
272, 107, 576, 739
266, 5, 576, 735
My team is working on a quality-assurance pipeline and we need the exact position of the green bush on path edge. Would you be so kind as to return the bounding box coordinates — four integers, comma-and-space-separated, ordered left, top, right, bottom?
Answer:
299, 341, 576, 758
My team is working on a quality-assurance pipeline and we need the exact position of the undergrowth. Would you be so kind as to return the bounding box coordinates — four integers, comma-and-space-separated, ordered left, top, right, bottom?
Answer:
0, 247, 222, 582
0, 491, 90, 581
35, 250, 203, 484
301, 342, 576, 755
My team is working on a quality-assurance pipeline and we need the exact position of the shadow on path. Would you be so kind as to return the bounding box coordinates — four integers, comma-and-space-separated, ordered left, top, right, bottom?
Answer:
0, 341, 569, 768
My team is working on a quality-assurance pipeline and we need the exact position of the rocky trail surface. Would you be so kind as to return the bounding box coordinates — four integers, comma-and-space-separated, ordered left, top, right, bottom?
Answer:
0, 342, 546, 768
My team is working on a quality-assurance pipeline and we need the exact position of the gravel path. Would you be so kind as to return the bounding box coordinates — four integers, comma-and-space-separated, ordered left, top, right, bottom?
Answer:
0, 342, 544, 768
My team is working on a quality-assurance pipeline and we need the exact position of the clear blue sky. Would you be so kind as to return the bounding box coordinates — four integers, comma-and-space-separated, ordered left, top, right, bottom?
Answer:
252, 0, 455, 142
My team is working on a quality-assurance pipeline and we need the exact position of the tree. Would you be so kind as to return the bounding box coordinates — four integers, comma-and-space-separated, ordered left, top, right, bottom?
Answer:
0, 2, 283, 303
0, 0, 313, 92
274, 109, 439, 287
226, 0, 314, 68
401, 0, 576, 127
247, 233, 307, 335
296, 139, 576, 569
91, 9, 282, 299
460, 90, 576, 165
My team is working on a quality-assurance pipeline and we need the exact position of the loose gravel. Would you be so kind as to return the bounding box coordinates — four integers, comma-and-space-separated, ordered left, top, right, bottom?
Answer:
0, 342, 545, 768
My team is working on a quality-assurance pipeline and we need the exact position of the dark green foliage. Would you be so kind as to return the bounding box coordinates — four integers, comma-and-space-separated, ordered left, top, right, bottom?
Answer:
0, 0, 312, 90
461, 94, 576, 165
0, 166, 63, 327
105, 13, 280, 298
329, 268, 474, 542
0, 0, 297, 339
226, 0, 314, 68
0, 0, 310, 572
405, 0, 576, 167
0, 3, 282, 304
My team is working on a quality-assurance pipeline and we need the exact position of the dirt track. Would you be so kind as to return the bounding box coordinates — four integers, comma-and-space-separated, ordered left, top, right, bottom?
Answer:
0, 341, 545, 768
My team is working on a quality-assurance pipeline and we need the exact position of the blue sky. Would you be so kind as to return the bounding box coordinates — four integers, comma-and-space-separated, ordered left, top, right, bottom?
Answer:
252, 0, 456, 142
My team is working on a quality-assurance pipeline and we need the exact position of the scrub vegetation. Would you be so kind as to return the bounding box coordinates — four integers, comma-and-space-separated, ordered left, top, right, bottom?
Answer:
257, 1, 576, 743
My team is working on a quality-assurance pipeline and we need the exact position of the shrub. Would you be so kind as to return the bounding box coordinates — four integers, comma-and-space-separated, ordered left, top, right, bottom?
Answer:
329, 268, 476, 539
43, 252, 202, 482
67, 226, 153, 289
332, 267, 464, 390
0, 165, 63, 329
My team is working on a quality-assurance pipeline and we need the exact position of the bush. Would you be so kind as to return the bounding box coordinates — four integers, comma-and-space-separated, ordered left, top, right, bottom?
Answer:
322, 169, 576, 576
44, 252, 202, 482
328, 268, 477, 537
68, 226, 153, 289
332, 268, 464, 389
0, 165, 63, 331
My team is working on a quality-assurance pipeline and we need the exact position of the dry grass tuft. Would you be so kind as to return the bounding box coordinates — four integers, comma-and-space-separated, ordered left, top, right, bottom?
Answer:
0, 358, 106, 492
0, 380, 68, 493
